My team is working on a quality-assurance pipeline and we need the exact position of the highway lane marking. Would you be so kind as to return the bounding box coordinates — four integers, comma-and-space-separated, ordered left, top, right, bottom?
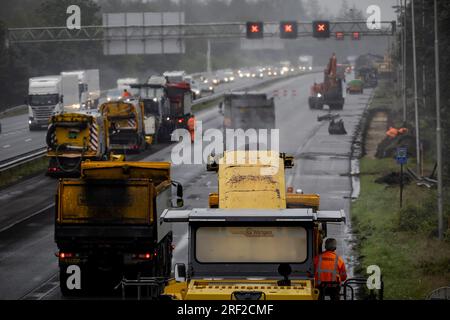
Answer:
0, 203, 54, 234
25, 138, 32, 142
20, 272, 59, 300
3, 144, 10, 148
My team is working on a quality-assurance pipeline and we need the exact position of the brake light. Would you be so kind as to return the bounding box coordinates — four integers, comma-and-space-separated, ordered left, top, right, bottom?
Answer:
137, 253, 152, 260
58, 252, 74, 259
178, 118, 184, 123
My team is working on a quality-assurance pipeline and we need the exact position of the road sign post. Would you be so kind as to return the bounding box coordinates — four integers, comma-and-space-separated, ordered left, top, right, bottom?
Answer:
396, 147, 408, 208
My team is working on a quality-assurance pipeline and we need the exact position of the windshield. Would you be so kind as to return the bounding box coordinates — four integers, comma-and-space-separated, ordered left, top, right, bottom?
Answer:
29, 94, 59, 106
195, 226, 307, 263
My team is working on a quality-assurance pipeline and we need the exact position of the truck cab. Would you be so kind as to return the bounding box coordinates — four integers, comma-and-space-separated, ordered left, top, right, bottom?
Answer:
161, 207, 345, 300
27, 76, 63, 130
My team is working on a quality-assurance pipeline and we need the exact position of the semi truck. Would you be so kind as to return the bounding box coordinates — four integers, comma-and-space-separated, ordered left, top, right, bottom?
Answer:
309, 53, 345, 110
55, 161, 184, 296
61, 69, 100, 111
99, 100, 150, 153
299, 55, 313, 71
27, 76, 64, 130
45, 111, 110, 177
161, 150, 351, 300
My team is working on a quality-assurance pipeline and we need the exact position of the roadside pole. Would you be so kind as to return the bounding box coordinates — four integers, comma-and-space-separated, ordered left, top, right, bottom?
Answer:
396, 147, 408, 208
433, 0, 444, 240
411, 0, 421, 174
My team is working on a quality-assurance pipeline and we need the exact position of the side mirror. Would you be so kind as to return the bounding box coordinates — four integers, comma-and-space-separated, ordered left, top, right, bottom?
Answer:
174, 263, 186, 282
60, 95, 64, 103
171, 181, 184, 208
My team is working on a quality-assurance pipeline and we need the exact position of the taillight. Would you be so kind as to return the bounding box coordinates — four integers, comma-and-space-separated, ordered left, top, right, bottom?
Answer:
178, 118, 184, 123
138, 253, 151, 260
58, 252, 74, 259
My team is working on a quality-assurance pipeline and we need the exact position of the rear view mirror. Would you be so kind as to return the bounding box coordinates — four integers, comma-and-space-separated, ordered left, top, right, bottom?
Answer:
60, 95, 64, 103
171, 181, 184, 208
174, 263, 186, 282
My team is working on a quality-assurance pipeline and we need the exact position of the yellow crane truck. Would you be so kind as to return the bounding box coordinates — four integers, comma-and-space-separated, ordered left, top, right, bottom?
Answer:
46, 111, 110, 177
161, 150, 346, 300
54, 161, 183, 296
99, 100, 152, 153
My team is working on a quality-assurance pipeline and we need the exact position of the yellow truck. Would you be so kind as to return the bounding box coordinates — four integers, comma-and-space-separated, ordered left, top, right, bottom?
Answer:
46, 111, 110, 177
54, 161, 183, 296
99, 100, 152, 153
161, 150, 345, 300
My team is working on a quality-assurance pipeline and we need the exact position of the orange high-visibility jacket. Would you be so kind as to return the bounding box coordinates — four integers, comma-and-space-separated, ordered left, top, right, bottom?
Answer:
386, 127, 399, 138
314, 250, 347, 285
187, 116, 196, 131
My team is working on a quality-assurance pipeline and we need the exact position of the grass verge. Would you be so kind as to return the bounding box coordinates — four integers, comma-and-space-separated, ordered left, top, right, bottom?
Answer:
352, 80, 450, 299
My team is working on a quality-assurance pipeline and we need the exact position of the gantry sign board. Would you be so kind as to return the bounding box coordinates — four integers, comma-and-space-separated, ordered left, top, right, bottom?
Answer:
7, 20, 395, 53
241, 23, 284, 51
102, 12, 185, 55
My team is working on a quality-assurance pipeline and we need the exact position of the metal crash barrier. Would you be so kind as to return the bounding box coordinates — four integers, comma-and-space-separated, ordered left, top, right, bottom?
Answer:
342, 277, 384, 300
115, 276, 166, 300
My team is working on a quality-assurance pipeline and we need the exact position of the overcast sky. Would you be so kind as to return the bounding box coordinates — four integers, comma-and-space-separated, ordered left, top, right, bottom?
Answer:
319, 0, 398, 20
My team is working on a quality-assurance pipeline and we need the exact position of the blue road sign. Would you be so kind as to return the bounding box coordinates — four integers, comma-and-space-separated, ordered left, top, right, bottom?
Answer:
396, 147, 408, 165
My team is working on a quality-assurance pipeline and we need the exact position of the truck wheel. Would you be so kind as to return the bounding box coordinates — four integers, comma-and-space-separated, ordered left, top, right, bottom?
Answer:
308, 97, 316, 109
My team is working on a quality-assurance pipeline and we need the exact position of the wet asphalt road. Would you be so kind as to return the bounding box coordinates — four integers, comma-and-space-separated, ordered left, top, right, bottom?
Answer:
0, 72, 373, 299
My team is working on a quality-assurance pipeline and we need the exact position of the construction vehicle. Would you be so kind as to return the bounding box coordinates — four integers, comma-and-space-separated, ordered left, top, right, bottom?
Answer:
346, 79, 364, 94
356, 67, 378, 88
61, 70, 100, 110
309, 53, 345, 110
161, 150, 351, 300
223, 92, 275, 141
46, 111, 110, 177
206, 92, 276, 170
55, 161, 184, 296
99, 100, 151, 153
131, 77, 194, 143
299, 55, 313, 71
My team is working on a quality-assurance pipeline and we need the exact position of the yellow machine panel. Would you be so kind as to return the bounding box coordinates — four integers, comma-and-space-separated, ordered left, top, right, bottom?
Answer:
218, 151, 286, 209
165, 279, 319, 300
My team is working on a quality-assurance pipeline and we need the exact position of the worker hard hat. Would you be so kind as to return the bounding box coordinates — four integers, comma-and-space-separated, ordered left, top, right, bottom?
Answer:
325, 238, 337, 251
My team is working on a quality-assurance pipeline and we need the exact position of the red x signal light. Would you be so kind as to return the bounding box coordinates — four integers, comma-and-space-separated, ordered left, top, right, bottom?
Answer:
246, 22, 264, 39
335, 32, 344, 40
313, 20, 330, 38
280, 21, 298, 39
352, 32, 361, 40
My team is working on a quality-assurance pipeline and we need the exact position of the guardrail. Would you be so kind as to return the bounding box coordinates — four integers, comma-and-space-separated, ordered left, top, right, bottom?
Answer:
0, 147, 47, 173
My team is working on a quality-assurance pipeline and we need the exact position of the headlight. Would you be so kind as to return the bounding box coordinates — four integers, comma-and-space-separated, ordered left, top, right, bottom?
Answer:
317, 93, 322, 98
224, 77, 228, 82
153, 98, 158, 102
309, 66, 312, 70
230, 76, 234, 81
209, 86, 213, 90
107, 97, 111, 101
166, 117, 170, 121
28, 120, 32, 124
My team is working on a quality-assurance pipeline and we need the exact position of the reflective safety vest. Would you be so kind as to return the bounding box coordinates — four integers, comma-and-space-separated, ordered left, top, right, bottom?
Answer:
314, 251, 347, 285
187, 116, 195, 131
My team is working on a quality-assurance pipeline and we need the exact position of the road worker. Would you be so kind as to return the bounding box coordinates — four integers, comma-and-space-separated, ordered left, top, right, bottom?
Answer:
314, 238, 347, 300
187, 116, 196, 143
122, 89, 131, 98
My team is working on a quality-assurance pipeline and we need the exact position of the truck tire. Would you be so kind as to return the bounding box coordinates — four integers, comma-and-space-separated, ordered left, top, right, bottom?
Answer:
308, 97, 316, 109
